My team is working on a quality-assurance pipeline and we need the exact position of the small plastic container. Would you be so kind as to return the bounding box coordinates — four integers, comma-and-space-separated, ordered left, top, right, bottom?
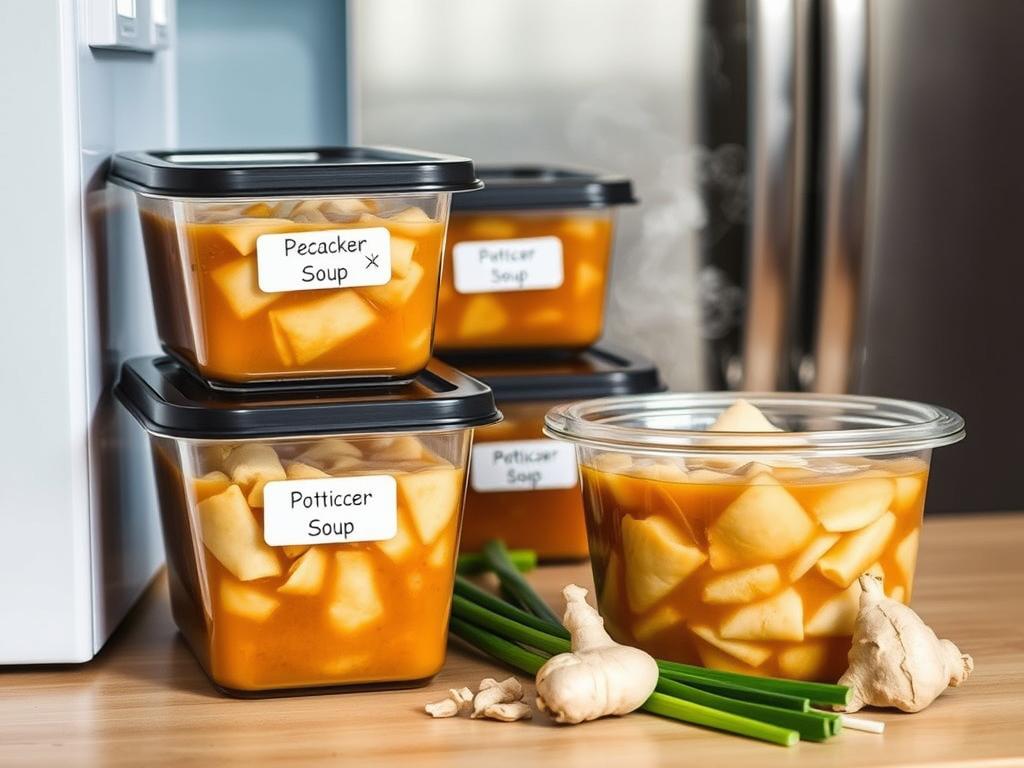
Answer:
544, 393, 965, 681
109, 148, 481, 387
453, 347, 662, 560
434, 166, 636, 352
116, 356, 498, 696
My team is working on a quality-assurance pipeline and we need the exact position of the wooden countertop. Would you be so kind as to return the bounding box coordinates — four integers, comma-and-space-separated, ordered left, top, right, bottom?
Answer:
2, 513, 1023, 767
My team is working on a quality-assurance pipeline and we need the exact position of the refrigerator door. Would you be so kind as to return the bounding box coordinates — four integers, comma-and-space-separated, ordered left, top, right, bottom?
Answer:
844, 0, 1024, 511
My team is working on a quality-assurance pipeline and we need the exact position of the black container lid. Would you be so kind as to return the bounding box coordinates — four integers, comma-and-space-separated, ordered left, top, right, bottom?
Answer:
451, 165, 637, 212
441, 345, 664, 403
108, 146, 482, 198
115, 357, 500, 440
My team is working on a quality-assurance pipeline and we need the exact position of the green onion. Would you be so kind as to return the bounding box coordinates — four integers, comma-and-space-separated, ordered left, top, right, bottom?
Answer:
481, 540, 563, 625
457, 549, 537, 575
454, 577, 570, 638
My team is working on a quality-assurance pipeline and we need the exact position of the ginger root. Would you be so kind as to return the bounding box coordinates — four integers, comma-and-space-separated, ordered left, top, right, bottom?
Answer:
424, 686, 474, 718
535, 585, 659, 724
837, 574, 974, 713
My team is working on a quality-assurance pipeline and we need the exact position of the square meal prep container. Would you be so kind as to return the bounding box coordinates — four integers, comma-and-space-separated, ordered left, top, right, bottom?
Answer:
544, 392, 966, 681
109, 147, 482, 388
434, 166, 636, 352
116, 356, 499, 696
446, 346, 662, 560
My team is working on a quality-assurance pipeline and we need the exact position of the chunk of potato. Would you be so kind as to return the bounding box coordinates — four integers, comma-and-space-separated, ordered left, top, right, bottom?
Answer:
622, 515, 707, 613
270, 312, 295, 365
220, 579, 279, 621
709, 399, 782, 432
282, 545, 310, 559
194, 470, 231, 501
391, 206, 432, 223
787, 532, 841, 582
283, 461, 330, 480
690, 624, 773, 667
695, 640, 768, 676
242, 202, 274, 218
297, 438, 364, 467
211, 258, 279, 320
327, 550, 384, 633
777, 640, 830, 680
278, 547, 328, 596
223, 443, 286, 507
359, 261, 424, 310
633, 605, 684, 642
389, 237, 416, 279
702, 564, 782, 605
895, 475, 925, 510
591, 452, 633, 474
370, 435, 424, 462
375, 512, 417, 564
719, 588, 804, 642
427, 525, 456, 569
269, 291, 377, 365
467, 217, 517, 239
893, 528, 920, 581
805, 564, 884, 636
816, 512, 896, 588
632, 461, 689, 483
397, 468, 463, 545
574, 260, 604, 298
808, 476, 895, 532
198, 485, 280, 581
321, 197, 377, 217
215, 217, 295, 255
708, 476, 815, 570
458, 295, 509, 339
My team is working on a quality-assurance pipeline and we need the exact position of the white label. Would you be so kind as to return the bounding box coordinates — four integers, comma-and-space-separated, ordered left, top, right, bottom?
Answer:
452, 236, 563, 293
262, 475, 397, 546
256, 227, 391, 293
470, 439, 578, 492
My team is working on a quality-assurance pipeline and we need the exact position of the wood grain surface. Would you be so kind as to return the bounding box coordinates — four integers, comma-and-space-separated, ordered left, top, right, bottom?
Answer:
1, 513, 1022, 767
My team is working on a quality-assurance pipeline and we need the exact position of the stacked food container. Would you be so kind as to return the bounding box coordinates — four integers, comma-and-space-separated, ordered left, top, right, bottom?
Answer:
434, 166, 664, 560
108, 147, 500, 695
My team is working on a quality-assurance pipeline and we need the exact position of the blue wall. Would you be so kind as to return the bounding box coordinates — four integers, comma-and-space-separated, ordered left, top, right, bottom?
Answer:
176, 0, 348, 148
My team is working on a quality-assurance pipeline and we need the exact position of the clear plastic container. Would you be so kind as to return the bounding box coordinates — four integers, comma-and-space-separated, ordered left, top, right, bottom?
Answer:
456, 347, 662, 560
545, 393, 965, 682
109, 148, 481, 387
434, 167, 636, 352
116, 356, 499, 696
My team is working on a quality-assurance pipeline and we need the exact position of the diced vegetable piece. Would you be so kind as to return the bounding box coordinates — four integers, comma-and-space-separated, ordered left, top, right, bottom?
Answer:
687, 467, 738, 484
524, 307, 563, 327
322, 653, 372, 678
817, 512, 896, 588
360, 261, 424, 310
194, 470, 231, 501
895, 475, 924, 509
270, 312, 295, 365
215, 218, 295, 255
695, 640, 768, 676
591, 452, 633, 473
269, 291, 377, 365
808, 477, 895, 532
574, 260, 603, 298
468, 217, 517, 239
198, 485, 280, 581
709, 399, 781, 432
220, 579, 279, 621
702, 564, 782, 605
690, 624, 773, 667
223, 443, 286, 507
327, 550, 384, 633
282, 545, 309, 559
210, 258, 279, 320
633, 462, 689, 483
777, 640, 830, 680
283, 461, 329, 480
708, 476, 815, 570
894, 528, 920, 581
720, 588, 804, 642
397, 468, 463, 545
427, 525, 456, 569
270, 201, 300, 218
561, 217, 603, 239
392, 206, 432, 222
389, 236, 417, 278
805, 564, 884, 636
278, 547, 328, 595
634, 605, 685, 642
328, 456, 364, 473
321, 197, 377, 217
621, 515, 707, 612
375, 512, 417, 564
787, 532, 841, 581
242, 202, 273, 218
297, 438, 364, 467
458, 295, 509, 339
370, 435, 424, 462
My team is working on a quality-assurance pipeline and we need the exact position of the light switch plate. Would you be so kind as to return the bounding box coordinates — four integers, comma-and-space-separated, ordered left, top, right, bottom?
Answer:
88, 0, 157, 52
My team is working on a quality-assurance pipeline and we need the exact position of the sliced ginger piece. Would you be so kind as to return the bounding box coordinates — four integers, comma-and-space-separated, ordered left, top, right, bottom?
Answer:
817, 512, 897, 588
621, 515, 707, 613
397, 468, 463, 545
709, 399, 782, 432
777, 640, 831, 680
194, 470, 231, 502
360, 261, 424, 310
327, 550, 384, 633
806, 563, 884, 636
702, 564, 782, 605
690, 624, 772, 667
198, 485, 280, 581
719, 588, 804, 642
284, 461, 330, 480
708, 475, 815, 570
893, 528, 920, 581
278, 547, 329, 595
787, 532, 841, 582
215, 217, 296, 255
808, 476, 895, 532
210, 258, 279, 320
458, 295, 509, 340
633, 605, 684, 642
269, 291, 377, 365
220, 579, 279, 621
